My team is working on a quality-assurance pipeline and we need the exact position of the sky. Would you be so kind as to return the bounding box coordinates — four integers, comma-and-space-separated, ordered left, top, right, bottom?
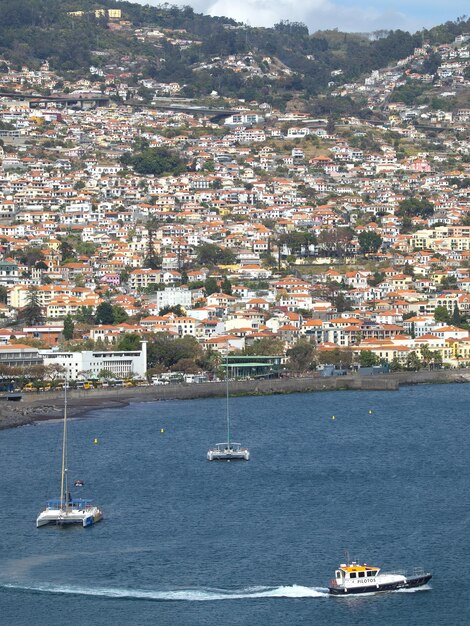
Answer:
131, 1, 467, 33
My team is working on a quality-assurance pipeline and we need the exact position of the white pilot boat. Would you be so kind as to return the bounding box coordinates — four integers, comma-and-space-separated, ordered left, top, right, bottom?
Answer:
207, 356, 249, 461
328, 561, 432, 595
36, 375, 103, 528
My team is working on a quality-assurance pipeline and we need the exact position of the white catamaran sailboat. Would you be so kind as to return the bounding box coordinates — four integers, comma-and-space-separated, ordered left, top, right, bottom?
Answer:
36, 376, 103, 528
207, 356, 250, 461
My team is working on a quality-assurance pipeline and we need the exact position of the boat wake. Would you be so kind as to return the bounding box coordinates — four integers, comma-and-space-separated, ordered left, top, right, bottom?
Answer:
0, 582, 328, 602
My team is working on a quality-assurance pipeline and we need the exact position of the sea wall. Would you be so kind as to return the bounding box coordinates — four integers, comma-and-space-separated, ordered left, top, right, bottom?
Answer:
14, 367, 470, 406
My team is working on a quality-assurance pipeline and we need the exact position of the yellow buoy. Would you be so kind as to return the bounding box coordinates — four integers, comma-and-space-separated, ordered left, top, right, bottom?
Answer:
369, 410, 373, 414
93, 438, 99, 444
332, 415, 335, 420
160, 428, 165, 433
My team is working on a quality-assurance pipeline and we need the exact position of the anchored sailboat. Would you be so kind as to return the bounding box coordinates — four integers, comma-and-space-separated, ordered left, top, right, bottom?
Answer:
36, 375, 103, 528
207, 356, 249, 461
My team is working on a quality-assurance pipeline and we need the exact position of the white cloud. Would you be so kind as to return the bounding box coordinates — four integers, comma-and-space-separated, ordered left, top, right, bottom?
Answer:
135, 0, 431, 32
209, 0, 413, 31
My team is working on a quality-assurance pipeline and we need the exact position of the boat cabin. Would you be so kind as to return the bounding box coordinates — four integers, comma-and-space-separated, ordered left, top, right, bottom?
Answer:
46, 498, 94, 511
334, 563, 380, 587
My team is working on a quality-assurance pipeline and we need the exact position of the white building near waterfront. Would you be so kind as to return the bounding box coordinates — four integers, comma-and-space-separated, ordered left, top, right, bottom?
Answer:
40, 342, 147, 380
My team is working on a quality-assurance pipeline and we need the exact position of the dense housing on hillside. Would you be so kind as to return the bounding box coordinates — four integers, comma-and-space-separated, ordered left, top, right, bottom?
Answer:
0, 5, 469, 385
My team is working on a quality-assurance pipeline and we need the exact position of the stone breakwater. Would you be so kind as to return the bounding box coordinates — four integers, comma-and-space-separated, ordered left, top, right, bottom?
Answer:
1, 368, 469, 431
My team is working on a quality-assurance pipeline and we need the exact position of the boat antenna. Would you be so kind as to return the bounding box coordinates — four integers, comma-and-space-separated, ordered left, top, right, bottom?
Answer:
344, 548, 350, 564
60, 369, 68, 511
226, 352, 230, 447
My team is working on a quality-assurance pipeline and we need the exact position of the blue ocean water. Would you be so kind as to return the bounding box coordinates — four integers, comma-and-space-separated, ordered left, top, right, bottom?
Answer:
0, 384, 469, 625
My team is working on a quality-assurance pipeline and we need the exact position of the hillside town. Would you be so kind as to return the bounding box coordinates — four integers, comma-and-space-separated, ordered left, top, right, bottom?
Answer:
0, 22, 470, 386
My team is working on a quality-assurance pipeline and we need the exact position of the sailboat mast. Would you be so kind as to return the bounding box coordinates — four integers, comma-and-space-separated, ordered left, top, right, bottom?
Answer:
60, 372, 68, 510
226, 353, 230, 446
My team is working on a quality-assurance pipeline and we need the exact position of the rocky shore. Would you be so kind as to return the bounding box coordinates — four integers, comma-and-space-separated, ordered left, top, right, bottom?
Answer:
1, 368, 469, 431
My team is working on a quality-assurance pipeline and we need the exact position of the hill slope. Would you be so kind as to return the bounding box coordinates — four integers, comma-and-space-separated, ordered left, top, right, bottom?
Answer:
0, 0, 469, 107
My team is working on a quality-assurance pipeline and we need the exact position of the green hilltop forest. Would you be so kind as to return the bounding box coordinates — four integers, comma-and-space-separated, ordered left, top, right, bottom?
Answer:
0, 0, 469, 109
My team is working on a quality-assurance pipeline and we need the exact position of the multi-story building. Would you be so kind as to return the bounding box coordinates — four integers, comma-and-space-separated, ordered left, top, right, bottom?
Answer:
0, 262, 19, 286
150, 287, 192, 313
41, 342, 147, 380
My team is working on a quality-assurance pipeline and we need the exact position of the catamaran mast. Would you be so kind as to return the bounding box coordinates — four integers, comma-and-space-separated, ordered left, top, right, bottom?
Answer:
60, 372, 68, 511
226, 353, 230, 447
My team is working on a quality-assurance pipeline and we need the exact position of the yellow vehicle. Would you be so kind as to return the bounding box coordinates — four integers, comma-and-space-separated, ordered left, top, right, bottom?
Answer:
83, 383, 93, 390
23, 383, 35, 392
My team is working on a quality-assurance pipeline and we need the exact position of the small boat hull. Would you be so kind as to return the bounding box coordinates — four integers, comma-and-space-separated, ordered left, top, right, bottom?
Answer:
207, 449, 250, 461
36, 506, 103, 528
329, 573, 432, 595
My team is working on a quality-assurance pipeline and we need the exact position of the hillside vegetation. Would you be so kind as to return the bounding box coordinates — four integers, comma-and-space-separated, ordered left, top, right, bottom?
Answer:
0, 0, 469, 107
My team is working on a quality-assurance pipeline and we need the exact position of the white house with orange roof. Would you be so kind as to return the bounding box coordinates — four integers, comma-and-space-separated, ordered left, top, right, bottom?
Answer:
203, 335, 245, 353
433, 325, 469, 341
245, 297, 270, 311
166, 316, 199, 338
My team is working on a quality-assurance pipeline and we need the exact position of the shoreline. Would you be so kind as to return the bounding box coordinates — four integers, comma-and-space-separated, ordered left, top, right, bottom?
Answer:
1, 368, 469, 431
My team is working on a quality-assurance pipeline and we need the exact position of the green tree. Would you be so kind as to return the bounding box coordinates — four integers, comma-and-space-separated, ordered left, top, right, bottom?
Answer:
420, 344, 433, 367
171, 358, 200, 373
434, 305, 450, 323
147, 334, 202, 369
403, 263, 414, 277
98, 369, 114, 380
75, 306, 95, 324
160, 304, 186, 316
244, 338, 284, 356
316, 228, 353, 258
422, 51, 441, 75
390, 357, 403, 371
21, 287, 43, 325
112, 305, 129, 323
397, 197, 434, 219
15, 246, 45, 267
60, 239, 75, 262
358, 231, 383, 254
0, 285, 7, 304
332, 292, 353, 313
318, 348, 353, 367
359, 350, 379, 367
278, 231, 317, 257
117, 333, 141, 351
368, 271, 385, 286
221, 276, 232, 294
286, 340, 316, 372
452, 303, 461, 325
95, 302, 114, 325
63, 315, 74, 340
143, 217, 162, 269
406, 351, 422, 371
196, 243, 236, 266
120, 146, 186, 177
204, 276, 219, 296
